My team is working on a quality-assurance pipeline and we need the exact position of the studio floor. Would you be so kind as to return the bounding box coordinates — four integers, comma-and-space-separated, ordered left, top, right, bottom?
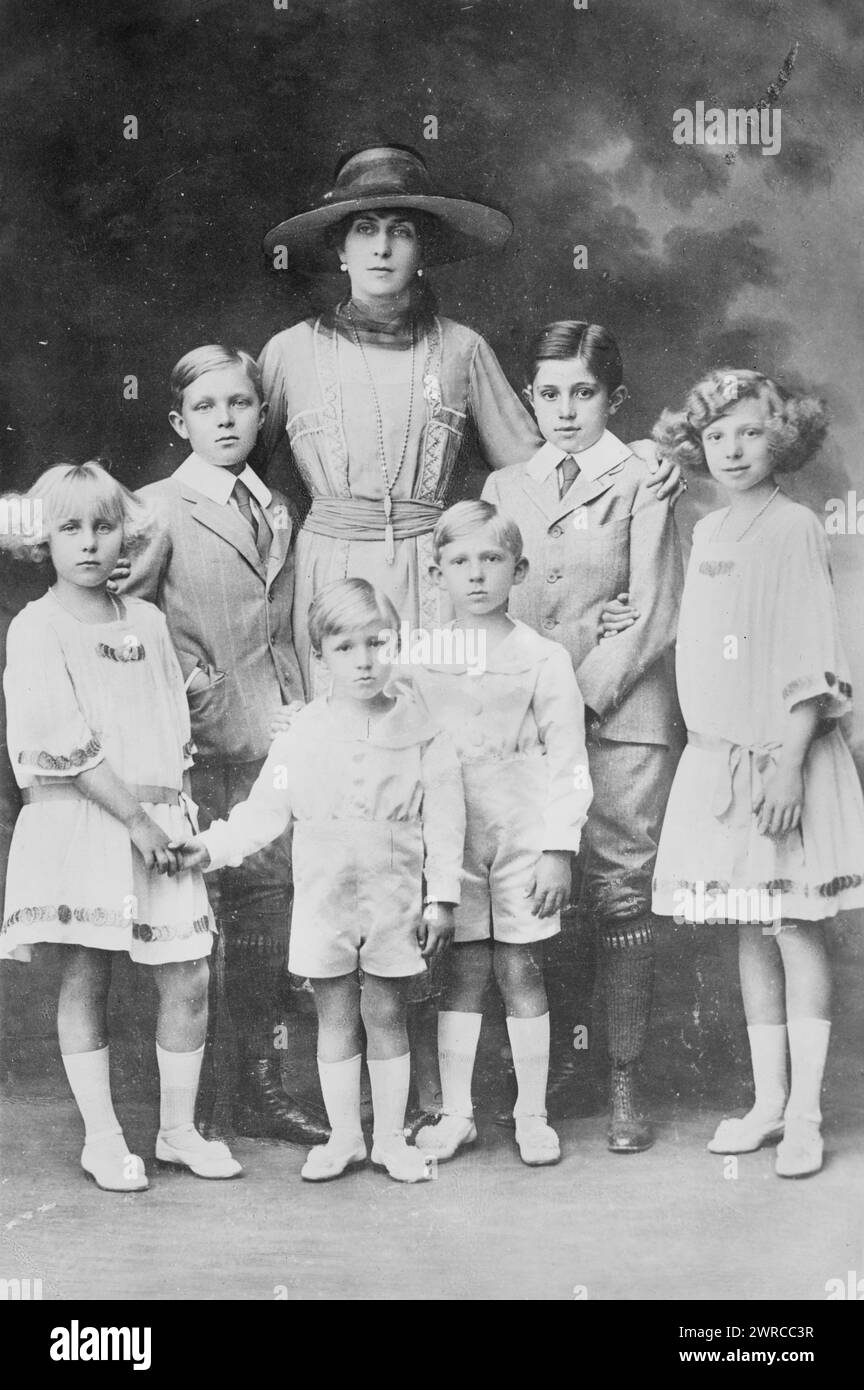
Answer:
2, 917, 863, 1302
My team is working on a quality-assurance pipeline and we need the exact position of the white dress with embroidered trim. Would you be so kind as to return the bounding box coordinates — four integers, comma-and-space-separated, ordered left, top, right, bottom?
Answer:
653, 501, 864, 922
1, 592, 214, 962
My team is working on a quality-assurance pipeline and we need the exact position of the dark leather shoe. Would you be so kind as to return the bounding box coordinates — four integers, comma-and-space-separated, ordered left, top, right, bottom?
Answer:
607, 1063, 654, 1153
403, 1106, 442, 1143
234, 1059, 330, 1145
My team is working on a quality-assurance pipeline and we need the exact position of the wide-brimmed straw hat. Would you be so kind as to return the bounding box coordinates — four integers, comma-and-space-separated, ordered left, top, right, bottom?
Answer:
263, 145, 513, 272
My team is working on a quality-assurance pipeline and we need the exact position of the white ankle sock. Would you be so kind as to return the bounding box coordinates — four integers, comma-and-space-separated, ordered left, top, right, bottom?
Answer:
156, 1043, 204, 1133
368, 1053, 410, 1148
438, 1011, 482, 1118
62, 1046, 122, 1142
507, 1013, 551, 1120
317, 1054, 363, 1145
785, 1018, 831, 1125
746, 1023, 788, 1120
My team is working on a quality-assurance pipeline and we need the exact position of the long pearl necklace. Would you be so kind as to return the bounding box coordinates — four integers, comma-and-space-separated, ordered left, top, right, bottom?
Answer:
714, 484, 781, 542
345, 302, 416, 565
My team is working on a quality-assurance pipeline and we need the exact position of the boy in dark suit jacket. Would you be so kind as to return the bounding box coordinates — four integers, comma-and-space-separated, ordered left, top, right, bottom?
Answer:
119, 345, 328, 1145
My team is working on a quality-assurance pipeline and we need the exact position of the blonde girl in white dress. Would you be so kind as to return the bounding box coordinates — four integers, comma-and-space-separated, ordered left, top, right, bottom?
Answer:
1, 462, 241, 1190
651, 370, 864, 1178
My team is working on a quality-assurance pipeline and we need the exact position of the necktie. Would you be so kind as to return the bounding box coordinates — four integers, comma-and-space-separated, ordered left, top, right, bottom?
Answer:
232, 477, 269, 564
558, 455, 580, 499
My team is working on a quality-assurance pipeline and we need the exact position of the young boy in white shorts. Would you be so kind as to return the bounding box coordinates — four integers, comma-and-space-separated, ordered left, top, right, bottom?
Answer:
411, 501, 592, 1166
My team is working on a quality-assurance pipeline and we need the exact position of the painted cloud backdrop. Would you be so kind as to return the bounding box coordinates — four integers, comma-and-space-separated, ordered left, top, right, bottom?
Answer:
1, 0, 862, 722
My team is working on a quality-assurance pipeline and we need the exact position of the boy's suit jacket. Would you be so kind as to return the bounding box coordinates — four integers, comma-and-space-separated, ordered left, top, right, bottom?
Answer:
120, 455, 305, 763
482, 432, 683, 746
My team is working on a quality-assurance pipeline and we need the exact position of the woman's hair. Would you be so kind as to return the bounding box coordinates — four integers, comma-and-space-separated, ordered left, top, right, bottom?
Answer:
525, 320, 624, 394
0, 460, 151, 564
307, 577, 401, 655
432, 499, 523, 564
652, 369, 829, 474
169, 345, 263, 412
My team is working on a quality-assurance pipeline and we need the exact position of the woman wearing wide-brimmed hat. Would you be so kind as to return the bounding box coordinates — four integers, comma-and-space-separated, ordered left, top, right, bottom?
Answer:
257, 143, 550, 694
256, 144, 678, 1133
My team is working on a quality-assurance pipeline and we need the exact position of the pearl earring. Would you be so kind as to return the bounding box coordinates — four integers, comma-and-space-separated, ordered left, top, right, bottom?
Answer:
417, 268, 424, 278
340, 262, 348, 272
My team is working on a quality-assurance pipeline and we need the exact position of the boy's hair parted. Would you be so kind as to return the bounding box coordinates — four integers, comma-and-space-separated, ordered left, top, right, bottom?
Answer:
652, 369, 829, 475
0, 460, 151, 563
432, 499, 524, 564
525, 320, 624, 394
169, 345, 264, 412
307, 577, 402, 656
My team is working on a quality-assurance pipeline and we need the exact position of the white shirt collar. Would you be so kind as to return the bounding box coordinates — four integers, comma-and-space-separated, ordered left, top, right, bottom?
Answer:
524, 430, 633, 484
175, 452, 272, 509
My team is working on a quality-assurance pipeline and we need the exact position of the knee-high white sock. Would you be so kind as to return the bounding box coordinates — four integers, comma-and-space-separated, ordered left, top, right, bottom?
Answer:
785, 1018, 831, 1125
62, 1046, 121, 1141
438, 1011, 482, 1118
746, 1023, 788, 1120
317, 1054, 363, 1143
368, 1054, 411, 1147
156, 1043, 204, 1133
507, 1013, 551, 1120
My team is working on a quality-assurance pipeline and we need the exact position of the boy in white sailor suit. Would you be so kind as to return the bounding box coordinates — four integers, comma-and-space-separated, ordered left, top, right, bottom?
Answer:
483, 321, 683, 1152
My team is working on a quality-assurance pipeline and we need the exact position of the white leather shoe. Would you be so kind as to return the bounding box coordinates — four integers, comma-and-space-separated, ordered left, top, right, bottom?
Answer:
155, 1125, 243, 1179
707, 1113, 785, 1154
370, 1135, 434, 1183
414, 1113, 477, 1161
515, 1115, 561, 1167
300, 1139, 367, 1182
775, 1117, 823, 1178
81, 1132, 149, 1192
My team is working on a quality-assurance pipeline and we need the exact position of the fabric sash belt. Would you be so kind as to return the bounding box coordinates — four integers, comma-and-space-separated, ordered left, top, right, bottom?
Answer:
687, 726, 829, 825
687, 730, 783, 822
23, 783, 180, 806
303, 497, 443, 542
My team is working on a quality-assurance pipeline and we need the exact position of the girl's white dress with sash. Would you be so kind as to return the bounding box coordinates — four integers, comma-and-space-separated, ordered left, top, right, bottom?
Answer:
653, 501, 864, 924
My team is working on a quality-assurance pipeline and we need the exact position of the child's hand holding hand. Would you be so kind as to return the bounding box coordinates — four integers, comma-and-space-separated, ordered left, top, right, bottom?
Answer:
128, 810, 179, 875
528, 851, 571, 917
598, 591, 640, 639
165, 837, 212, 874
417, 902, 455, 962
754, 761, 805, 839
269, 701, 305, 740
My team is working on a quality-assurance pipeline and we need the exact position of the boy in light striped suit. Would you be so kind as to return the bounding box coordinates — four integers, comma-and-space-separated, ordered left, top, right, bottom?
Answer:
118, 345, 328, 1147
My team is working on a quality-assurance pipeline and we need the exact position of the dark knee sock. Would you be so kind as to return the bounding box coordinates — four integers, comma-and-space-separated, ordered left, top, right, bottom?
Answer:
224, 918, 290, 1061
407, 998, 442, 1110
600, 916, 656, 1067
546, 909, 597, 1055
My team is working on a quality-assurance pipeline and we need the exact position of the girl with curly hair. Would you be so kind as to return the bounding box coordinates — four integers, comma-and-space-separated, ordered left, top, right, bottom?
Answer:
651, 370, 864, 1177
